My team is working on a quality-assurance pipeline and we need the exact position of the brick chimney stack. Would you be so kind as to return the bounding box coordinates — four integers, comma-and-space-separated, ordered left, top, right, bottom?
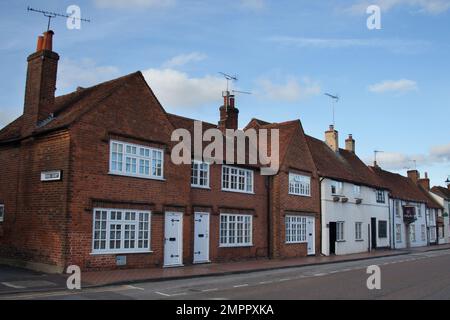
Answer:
418, 172, 430, 190
345, 134, 355, 153
407, 170, 420, 184
218, 91, 239, 133
325, 125, 339, 152
22, 30, 59, 136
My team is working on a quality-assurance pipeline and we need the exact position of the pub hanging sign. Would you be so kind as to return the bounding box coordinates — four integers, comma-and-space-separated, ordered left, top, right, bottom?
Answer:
403, 206, 416, 224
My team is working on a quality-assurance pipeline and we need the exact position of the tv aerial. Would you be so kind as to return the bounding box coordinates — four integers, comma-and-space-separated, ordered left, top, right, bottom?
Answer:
374, 150, 384, 165
27, 6, 91, 31
324, 93, 340, 127
219, 72, 238, 92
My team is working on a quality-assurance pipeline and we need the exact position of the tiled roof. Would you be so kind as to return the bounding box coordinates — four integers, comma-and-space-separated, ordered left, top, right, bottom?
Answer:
306, 135, 386, 189
0, 72, 143, 143
370, 166, 441, 208
431, 186, 450, 200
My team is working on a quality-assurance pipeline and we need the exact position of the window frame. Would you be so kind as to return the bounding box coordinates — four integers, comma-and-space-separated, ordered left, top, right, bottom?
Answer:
395, 200, 401, 217
395, 224, 402, 243
376, 190, 386, 203
219, 213, 253, 247
355, 222, 363, 241
336, 221, 345, 241
353, 185, 362, 197
191, 160, 210, 189
421, 224, 426, 242
91, 208, 152, 255
410, 223, 416, 242
331, 181, 343, 196
288, 173, 311, 197
109, 140, 164, 181
0, 204, 4, 222
221, 165, 254, 194
378, 220, 388, 238
285, 215, 308, 244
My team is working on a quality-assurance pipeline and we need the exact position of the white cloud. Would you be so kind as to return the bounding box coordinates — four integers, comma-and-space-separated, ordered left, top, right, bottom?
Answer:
240, 0, 267, 10
345, 0, 450, 15
142, 68, 224, 109
162, 52, 207, 68
255, 76, 321, 102
267, 36, 430, 53
368, 79, 418, 93
57, 58, 120, 92
364, 143, 450, 170
94, 0, 175, 9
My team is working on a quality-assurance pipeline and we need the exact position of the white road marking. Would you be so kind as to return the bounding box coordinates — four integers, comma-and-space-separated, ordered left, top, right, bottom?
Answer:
279, 278, 291, 282
126, 285, 145, 291
155, 291, 171, 297
233, 284, 249, 288
313, 273, 328, 277
1, 282, 26, 289
202, 288, 219, 292
259, 281, 273, 284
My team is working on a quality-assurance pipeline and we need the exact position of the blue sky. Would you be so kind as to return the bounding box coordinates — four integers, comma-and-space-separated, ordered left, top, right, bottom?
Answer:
1, 0, 449, 186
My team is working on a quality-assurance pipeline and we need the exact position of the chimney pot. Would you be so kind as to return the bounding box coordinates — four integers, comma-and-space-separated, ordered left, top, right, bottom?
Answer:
42, 30, 54, 51
407, 170, 420, 184
36, 36, 44, 51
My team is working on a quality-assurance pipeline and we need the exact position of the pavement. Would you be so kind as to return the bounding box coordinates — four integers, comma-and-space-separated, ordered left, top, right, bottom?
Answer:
0, 243, 449, 297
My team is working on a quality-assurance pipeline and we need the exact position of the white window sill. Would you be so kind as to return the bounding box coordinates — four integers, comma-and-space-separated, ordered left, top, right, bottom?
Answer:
191, 185, 211, 190
219, 244, 253, 248
108, 172, 165, 181
286, 241, 307, 245
288, 193, 311, 197
90, 250, 153, 256
221, 189, 255, 195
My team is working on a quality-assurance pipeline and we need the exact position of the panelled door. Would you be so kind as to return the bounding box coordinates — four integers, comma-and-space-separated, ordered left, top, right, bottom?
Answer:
193, 212, 210, 264
164, 212, 183, 267
306, 217, 315, 255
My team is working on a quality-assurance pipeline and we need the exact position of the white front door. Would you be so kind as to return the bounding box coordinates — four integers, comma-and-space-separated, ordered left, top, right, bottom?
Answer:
164, 212, 183, 267
193, 212, 210, 264
306, 216, 315, 255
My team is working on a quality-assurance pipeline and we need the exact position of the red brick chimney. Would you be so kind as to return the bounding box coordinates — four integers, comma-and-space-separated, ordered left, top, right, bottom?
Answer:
22, 30, 59, 136
345, 134, 355, 153
218, 91, 239, 133
407, 170, 420, 184
418, 172, 430, 190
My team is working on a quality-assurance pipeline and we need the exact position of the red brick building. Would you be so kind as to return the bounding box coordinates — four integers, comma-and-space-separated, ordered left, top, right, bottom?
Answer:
0, 31, 320, 272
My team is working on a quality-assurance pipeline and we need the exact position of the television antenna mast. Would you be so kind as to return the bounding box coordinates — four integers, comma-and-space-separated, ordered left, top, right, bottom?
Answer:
409, 159, 417, 170
27, 6, 91, 31
219, 72, 238, 92
374, 150, 384, 165
232, 90, 252, 95
324, 93, 340, 127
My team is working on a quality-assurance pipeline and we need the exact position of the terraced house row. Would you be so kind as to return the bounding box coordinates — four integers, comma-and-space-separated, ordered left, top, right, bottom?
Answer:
0, 31, 448, 273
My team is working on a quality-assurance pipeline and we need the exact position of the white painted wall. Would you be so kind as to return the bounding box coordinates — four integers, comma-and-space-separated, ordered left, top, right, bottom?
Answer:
390, 199, 428, 249
321, 178, 390, 256
429, 192, 450, 244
